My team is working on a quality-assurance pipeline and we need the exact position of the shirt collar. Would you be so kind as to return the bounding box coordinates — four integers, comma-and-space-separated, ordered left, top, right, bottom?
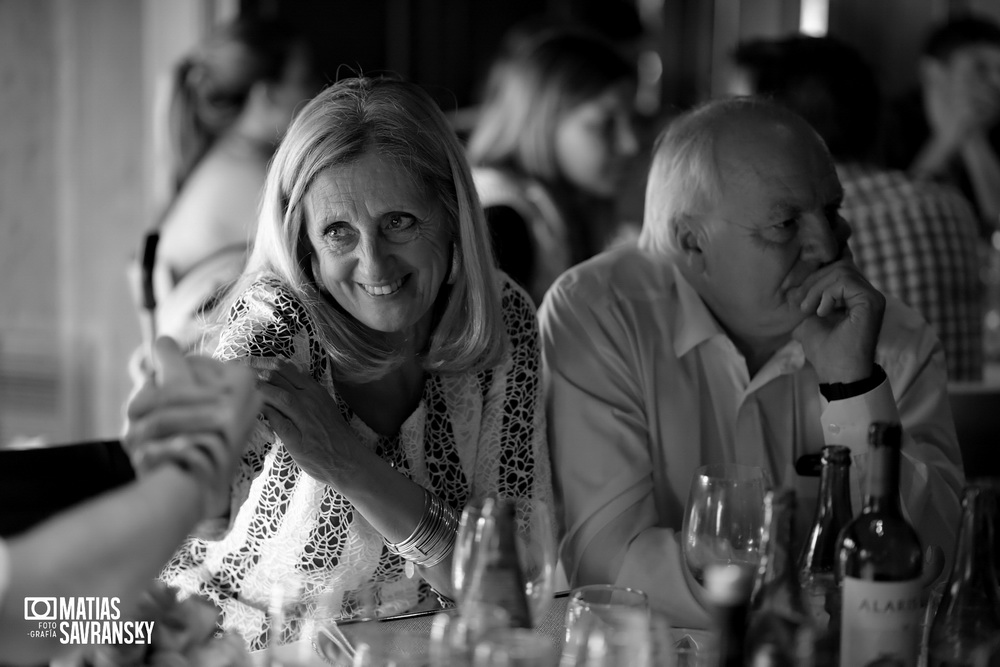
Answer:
672, 265, 725, 358
671, 264, 806, 378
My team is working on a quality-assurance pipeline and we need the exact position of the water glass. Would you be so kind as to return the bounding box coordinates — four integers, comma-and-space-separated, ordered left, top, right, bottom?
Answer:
349, 625, 433, 667
430, 603, 512, 667
562, 585, 651, 667
473, 628, 558, 667
681, 464, 767, 587
453, 497, 558, 626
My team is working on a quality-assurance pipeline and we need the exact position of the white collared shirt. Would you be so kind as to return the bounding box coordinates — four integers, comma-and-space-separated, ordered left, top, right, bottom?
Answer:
540, 245, 965, 629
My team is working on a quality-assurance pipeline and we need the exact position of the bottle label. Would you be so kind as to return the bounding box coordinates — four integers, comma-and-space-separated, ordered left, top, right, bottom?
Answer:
839, 577, 922, 667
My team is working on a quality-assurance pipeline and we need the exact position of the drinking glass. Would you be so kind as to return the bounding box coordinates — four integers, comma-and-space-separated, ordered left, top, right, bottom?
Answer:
561, 585, 651, 667
349, 625, 433, 667
452, 497, 558, 627
430, 603, 512, 667
681, 464, 768, 587
472, 628, 558, 667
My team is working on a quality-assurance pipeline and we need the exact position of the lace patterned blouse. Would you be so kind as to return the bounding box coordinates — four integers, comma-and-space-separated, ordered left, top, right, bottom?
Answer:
160, 272, 553, 650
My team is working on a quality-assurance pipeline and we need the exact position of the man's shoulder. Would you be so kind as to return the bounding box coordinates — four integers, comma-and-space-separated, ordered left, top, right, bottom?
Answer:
546, 245, 676, 307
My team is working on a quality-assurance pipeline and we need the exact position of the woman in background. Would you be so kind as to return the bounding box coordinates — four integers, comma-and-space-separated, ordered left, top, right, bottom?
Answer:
158, 76, 552, 650
467, 25, 641, 305
152, 17, 321, 351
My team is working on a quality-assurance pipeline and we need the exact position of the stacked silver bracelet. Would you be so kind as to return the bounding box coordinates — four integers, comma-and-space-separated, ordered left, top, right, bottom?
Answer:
385, 488, 459, 570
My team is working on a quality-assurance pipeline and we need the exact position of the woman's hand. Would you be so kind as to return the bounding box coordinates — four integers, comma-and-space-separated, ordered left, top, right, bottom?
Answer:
248, 357, 360, 486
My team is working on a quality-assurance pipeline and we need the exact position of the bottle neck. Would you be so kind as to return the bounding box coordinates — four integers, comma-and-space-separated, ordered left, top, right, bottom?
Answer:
801, 458, 853, 574
817, 460, 853, 520
863, 442, 903, 515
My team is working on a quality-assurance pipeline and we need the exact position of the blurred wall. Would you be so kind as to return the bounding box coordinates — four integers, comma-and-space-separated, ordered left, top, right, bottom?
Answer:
0, 0, 211, 444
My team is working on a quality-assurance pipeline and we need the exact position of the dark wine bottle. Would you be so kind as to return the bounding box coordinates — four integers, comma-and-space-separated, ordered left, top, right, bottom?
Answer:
798, 445, 853, 636
926, 482, 1000, 667
466, 497, 533, 628
835, 422, 923, 667
746, 488, 817, 666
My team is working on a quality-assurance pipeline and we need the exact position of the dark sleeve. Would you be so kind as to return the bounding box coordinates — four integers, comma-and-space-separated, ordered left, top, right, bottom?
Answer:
484, 205, 535, 293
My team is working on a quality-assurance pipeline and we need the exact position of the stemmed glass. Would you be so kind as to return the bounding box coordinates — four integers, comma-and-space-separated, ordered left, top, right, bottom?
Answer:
452, 496, 558, 626
681, 464, 768, 588
560, 585, 652, 667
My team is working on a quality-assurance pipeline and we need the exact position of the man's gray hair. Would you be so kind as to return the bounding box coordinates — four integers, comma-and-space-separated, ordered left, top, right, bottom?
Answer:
638, 96, 819, 255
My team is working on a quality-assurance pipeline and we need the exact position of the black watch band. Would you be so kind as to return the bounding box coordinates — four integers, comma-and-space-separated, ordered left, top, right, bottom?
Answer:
819, 364, 886, 401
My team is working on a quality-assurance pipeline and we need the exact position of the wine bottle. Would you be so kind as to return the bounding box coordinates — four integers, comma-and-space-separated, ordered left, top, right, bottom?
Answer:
798, 445, 853, 635
465, 497, 533, 628
704, 563, 753, 667
836, 422, 923, 667
746, 488, 817, 666
926, 482, 1000, 667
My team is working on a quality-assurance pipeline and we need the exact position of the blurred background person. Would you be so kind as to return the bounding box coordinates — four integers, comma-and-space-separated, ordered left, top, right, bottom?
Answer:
158, 76, 553, 650
882, 13, 1000, 236
467, 25, 641, 305
151, 16, 322, 352
731, 34, 985, 381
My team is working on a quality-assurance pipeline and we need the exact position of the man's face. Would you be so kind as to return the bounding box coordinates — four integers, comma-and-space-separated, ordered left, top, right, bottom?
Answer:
688, 116, 850, 350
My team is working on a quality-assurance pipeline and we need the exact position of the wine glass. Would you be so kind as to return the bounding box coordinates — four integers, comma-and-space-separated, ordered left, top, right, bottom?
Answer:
560, 589, 652, 667
681, 464, 768, 588
452, 496, 558, 627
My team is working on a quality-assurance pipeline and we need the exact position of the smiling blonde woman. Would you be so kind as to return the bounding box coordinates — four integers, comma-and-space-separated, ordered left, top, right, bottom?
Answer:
158, 76, 553, 651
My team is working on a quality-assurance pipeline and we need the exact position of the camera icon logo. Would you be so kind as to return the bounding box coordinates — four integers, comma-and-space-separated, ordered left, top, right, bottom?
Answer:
24, 597, 57, 621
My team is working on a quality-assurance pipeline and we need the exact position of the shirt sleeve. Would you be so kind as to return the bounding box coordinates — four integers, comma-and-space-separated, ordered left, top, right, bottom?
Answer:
539, 281, 713, 629
820, 313, 965, 580
211, 277, 328, 527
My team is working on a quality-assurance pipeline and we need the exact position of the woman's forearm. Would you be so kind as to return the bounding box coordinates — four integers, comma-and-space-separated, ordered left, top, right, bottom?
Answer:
328, 447, 456, 597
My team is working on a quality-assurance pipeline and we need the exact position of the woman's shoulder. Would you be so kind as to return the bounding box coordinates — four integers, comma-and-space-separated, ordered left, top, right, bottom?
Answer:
217, 273, 323, 364
226, 273, 313, 329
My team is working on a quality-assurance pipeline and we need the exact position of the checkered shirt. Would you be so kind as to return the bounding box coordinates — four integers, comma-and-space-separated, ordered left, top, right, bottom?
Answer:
839, 163, 985, 381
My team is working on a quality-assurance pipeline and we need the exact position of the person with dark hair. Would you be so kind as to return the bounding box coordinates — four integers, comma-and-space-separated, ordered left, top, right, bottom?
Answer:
883, 13, 1000, 233
467, 25, 641, 305
158, 76, 553, 650
731, 34, 985, 381
151, 17, 322, 352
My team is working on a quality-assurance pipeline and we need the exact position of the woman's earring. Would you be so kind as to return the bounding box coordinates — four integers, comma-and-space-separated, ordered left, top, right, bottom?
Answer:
447, 245, 461, 285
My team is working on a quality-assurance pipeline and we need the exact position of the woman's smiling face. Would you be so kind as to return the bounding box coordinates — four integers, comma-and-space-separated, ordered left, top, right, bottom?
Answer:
303, 151, 452, 342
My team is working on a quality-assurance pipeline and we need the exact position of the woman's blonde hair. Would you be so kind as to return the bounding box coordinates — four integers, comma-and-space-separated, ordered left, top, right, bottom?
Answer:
221, 76, 506, 382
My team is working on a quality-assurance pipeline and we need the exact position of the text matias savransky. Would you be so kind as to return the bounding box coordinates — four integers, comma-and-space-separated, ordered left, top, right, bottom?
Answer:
24, 596, 155, 645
